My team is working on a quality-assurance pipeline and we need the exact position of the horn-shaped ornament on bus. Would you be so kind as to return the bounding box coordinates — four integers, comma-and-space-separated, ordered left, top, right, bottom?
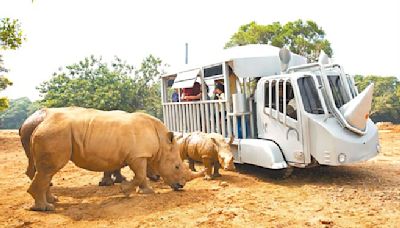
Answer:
340, 83, 374, 131
279, 47, 291, 72
318, 50, 330, 65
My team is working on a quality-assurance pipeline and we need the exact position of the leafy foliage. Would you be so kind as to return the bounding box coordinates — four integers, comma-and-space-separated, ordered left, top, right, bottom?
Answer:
0, 18, 25, 110
0, 97, 40, 129
0, 18, 24, 50
354, 75, 400, 123
225, 20, 332, 62
37, 55, 166, 119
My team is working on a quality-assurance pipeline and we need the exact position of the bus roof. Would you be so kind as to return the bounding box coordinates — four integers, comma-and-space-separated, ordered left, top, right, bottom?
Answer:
162, 44, 307, 79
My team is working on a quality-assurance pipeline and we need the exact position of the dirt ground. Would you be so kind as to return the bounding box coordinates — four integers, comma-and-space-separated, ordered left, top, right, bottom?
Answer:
0, 126, 399, 227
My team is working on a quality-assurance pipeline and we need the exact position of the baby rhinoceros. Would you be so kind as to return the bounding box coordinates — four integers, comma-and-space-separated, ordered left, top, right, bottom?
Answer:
178, 132, 235, 180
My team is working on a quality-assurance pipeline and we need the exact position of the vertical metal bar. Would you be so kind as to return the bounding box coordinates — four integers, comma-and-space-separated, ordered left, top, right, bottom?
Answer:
200, 103, 205, 132
169, 105, 173, 131
196, 104, 201, 131
233, 115, 238, 138
223, 62, 232, 138
249, 98, 255, 138
200, 67, 206, 101
210, 103, 215, 133
215, 102, 220, 134
241, 115, 246, 139
165, 105, 170, 129
182, 104, 187, 132
192, 103, 197, 131
174, 104, 178, 131
191, 104, 196, 131
275, 80, 279, 119
178, 104, 182, 132
269, 80, 272, 117
205, 103, 210, 133
221, 103, 226, 137
283, 79, 287, 126
187, 104, 192, 132
170, 104, 175, 131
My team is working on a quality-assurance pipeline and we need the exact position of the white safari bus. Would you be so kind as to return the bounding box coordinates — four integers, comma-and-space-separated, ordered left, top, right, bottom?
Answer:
160, 44, 379, 177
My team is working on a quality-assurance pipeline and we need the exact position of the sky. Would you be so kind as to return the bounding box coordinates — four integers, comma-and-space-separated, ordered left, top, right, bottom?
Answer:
1, 0, 399, 101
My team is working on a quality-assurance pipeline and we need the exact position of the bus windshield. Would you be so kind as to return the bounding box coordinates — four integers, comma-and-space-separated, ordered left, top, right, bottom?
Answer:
297, 76, 324, 114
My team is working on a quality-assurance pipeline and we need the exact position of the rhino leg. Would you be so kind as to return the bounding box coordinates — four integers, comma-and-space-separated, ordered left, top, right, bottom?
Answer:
120, 158, 154, 197
212, 162, 222, 178
188, 158, 196, 172
26, 160, 36, 180
147, 168, 160, 182
28, 172, 55, 211
137, 181, 155, 194
112, 169, 126, 183
99, 171, 114, 186
46, 188, 58, 203
202, 159, 213, 180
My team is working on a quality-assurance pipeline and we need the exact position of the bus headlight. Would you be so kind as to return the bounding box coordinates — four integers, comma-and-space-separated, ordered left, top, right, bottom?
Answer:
338, 153, 347, 163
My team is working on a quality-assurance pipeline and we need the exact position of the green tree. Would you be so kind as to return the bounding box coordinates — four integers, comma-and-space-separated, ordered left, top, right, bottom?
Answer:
354, 75, 400, 123
0, 97, 40, 129
37, 55, 167, 118
0, 18, 24, 111
135, 55, 167, 118
225, 20, 332, 62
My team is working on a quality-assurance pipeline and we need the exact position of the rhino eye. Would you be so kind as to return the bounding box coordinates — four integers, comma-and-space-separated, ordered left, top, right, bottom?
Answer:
175, 165, 180, 170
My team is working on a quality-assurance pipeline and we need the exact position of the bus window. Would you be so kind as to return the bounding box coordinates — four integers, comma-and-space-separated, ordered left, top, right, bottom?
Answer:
265, 80, 276, 109
328, 75, 348, 108
284, 81, 297, 120
298, 76, 324, 114
264, 81, 269, 107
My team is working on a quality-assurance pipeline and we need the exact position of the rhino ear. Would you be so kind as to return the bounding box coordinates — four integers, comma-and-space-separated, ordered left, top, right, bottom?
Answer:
210, 138, 219, 153
228, 135, 234, 145
167, 132, 174, 144
211, 137, 219, 146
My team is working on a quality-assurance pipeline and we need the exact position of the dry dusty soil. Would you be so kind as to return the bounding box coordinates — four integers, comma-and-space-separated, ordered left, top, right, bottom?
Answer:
0, 126, 399, 227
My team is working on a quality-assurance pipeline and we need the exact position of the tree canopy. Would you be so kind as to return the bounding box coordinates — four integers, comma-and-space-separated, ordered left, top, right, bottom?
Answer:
354, 75, 400, 123
37, 55, 166, 119
225, 20, 332, 62
0, 97, 39, 129
0, 18, 24, 111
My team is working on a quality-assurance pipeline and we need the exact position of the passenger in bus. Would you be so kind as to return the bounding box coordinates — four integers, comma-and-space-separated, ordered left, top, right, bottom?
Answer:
182, 82, 201, 101
213, 83, 225, 100
172, 88, 179, 102
287, 98, 297, 119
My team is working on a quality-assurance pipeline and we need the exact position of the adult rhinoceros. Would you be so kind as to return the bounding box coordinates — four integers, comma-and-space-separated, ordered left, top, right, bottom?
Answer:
21, 107, 200, 211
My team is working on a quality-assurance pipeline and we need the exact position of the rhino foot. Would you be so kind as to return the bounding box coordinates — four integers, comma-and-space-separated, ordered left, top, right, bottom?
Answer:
204, 175, 213, 180
136, 186, 155, 194
148, 174, 160, 182
99, 178, 114, 186
113, 175, 126, 184
46, 194, 58, 203
30, 202, 55, 211
120, 181, 133, 197
212, 173, 222, 178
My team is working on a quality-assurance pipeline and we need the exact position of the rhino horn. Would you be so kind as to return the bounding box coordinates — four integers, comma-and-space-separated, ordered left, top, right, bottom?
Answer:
187, 170, 205, 181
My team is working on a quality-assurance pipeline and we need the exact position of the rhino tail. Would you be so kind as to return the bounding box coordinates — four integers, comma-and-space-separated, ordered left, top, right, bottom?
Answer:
19, 109, 47, 180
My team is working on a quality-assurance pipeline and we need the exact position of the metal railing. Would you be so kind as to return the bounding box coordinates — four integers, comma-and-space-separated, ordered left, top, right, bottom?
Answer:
163, 99, 255, 139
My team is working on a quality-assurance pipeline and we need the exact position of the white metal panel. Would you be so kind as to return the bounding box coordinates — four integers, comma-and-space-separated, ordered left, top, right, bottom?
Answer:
172, 69, 200, 88
233, 57, 281, 78
239, 139, 287, 169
